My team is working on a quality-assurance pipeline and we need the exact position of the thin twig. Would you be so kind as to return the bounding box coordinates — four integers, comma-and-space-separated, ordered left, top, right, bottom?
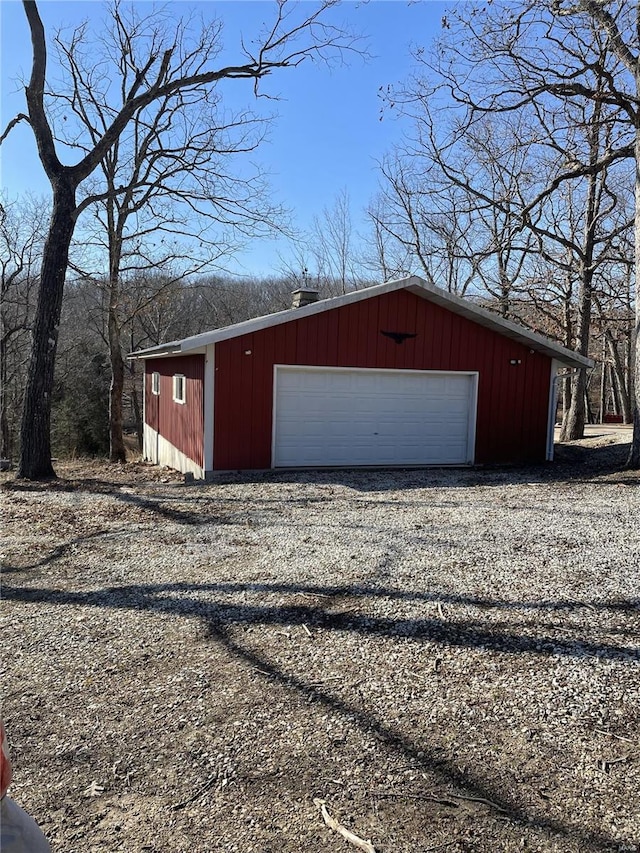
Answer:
405, 669, 428, 681
598, 754, 635, 768
594, 729, 637, 744
373, 791, 459, 808
450, 793, 508, 813
172, 775, 217, 810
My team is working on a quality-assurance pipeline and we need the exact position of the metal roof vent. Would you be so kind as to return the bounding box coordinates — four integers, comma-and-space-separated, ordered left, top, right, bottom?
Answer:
291, 288, 320, 308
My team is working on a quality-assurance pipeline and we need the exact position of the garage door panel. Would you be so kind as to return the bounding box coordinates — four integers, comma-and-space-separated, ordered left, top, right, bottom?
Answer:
273, 367, 476, 467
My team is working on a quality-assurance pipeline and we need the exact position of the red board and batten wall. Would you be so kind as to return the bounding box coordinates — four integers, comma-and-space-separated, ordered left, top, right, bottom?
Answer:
211, 288, 552, 470
145, 354, 205, 467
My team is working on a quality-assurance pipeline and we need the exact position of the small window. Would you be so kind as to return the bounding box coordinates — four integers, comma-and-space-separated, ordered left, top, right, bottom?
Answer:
151, 372, 160, 395
173, 374, 186, 404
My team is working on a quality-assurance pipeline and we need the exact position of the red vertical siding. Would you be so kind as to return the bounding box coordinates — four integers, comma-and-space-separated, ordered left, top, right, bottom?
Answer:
145, 354, 204, 466
212, 289, 552, 470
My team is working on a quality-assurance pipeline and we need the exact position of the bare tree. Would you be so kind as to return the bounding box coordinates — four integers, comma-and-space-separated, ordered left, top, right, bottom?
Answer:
277, 240, 317, 292
0, 194, 47, 461
48, 3, 295, 462
277, 190, 374, 297
594, 295, 633, 422
310, 188, 362, 294
557, 94, 625, 438
383, 8, 635, 447
591, 213, 635, 424
362, 195, 413, 282
433, 1, 638, 459
374, 127, 537, 303
371, 156, 440, 286
455, 116, 540, 317
2, 0, 360, 479
547, 1, 640, 465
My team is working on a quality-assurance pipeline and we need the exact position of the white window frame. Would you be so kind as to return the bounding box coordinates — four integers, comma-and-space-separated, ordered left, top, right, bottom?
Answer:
151, 371, 160, 396
173, 373, 186, 404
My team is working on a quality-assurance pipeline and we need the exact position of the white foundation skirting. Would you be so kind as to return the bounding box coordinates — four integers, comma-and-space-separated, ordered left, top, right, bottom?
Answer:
143, 423, 204, 479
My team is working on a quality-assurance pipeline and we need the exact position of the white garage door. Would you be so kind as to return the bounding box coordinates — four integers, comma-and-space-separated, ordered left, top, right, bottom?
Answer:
272, 366, 477, 467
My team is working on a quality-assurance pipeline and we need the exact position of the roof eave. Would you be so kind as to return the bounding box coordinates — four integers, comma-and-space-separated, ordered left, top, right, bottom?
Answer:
405, 280, 593, 369
128, 344, 183, 359
127, 275, 594, 369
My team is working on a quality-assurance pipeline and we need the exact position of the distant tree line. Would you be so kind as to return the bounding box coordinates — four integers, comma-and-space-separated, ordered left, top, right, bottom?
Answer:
1, 184, 633, 464
1, 0, 638, 472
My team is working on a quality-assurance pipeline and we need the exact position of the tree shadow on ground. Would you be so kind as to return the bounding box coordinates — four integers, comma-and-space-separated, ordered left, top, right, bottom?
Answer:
1, 435, 636, 497
211, 623, 627, 853
2, 477, 242, 525
2, 579, 637, 852
5, 581, 638, 662
201, 437, 636, 491
0, 529, 117, 573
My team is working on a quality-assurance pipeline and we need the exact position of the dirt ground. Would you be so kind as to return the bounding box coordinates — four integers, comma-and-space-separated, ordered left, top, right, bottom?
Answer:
1, 432, 639, 853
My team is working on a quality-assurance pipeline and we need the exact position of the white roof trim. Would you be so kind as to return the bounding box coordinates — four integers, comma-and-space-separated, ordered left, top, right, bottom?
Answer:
129, 275, 593, 369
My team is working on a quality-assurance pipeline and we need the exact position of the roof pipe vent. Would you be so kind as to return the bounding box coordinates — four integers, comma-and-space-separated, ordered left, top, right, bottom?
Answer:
291, 288, 320, 308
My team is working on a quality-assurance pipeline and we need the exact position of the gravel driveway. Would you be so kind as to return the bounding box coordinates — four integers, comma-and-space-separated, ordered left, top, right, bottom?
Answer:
1, 432, 639, 853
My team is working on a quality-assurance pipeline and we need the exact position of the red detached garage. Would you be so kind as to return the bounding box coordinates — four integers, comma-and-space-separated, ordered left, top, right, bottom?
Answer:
130, 276, 592, 477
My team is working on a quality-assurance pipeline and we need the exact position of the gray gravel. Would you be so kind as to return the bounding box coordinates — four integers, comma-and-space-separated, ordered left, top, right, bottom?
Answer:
1, 432, 639, 853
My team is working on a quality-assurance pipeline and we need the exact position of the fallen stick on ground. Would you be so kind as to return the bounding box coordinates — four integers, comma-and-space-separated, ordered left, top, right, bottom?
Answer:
372, 791, 458, 808
172, 775, 217, 811
314, 798, 376, 853
594, 729, 638, 744
597, 753, 635, 770
450, 793, 508, 813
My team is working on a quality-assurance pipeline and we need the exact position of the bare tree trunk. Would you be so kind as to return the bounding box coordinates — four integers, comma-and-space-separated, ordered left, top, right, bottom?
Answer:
628, 122, 640, 467
0, 335, 10, 460
559, 268, 592, 440
584, 382, 594, 424
18, 182, 76, 479
560, 368, 587, 440
559, 114, 601, 442
599, 335, 606, 423
131, 375, 143, 452
561, 373, 571, 425
107, 223, 127, 463
0, 413, 9, 461
497, 254, 510, 318
606, 329, 632, 422
630, 307, 640, 465
108, 319, 127, 462
610, 364, 620, 416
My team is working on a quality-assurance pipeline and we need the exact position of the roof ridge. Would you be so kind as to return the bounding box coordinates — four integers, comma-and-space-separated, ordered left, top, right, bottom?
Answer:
129, 276, 593, 370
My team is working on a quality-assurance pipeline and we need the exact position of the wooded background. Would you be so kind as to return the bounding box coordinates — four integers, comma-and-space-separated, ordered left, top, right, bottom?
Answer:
1, 1, 637, 471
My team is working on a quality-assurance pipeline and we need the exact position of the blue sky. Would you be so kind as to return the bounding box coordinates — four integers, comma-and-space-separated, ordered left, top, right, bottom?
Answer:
1, 1, 446, 276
